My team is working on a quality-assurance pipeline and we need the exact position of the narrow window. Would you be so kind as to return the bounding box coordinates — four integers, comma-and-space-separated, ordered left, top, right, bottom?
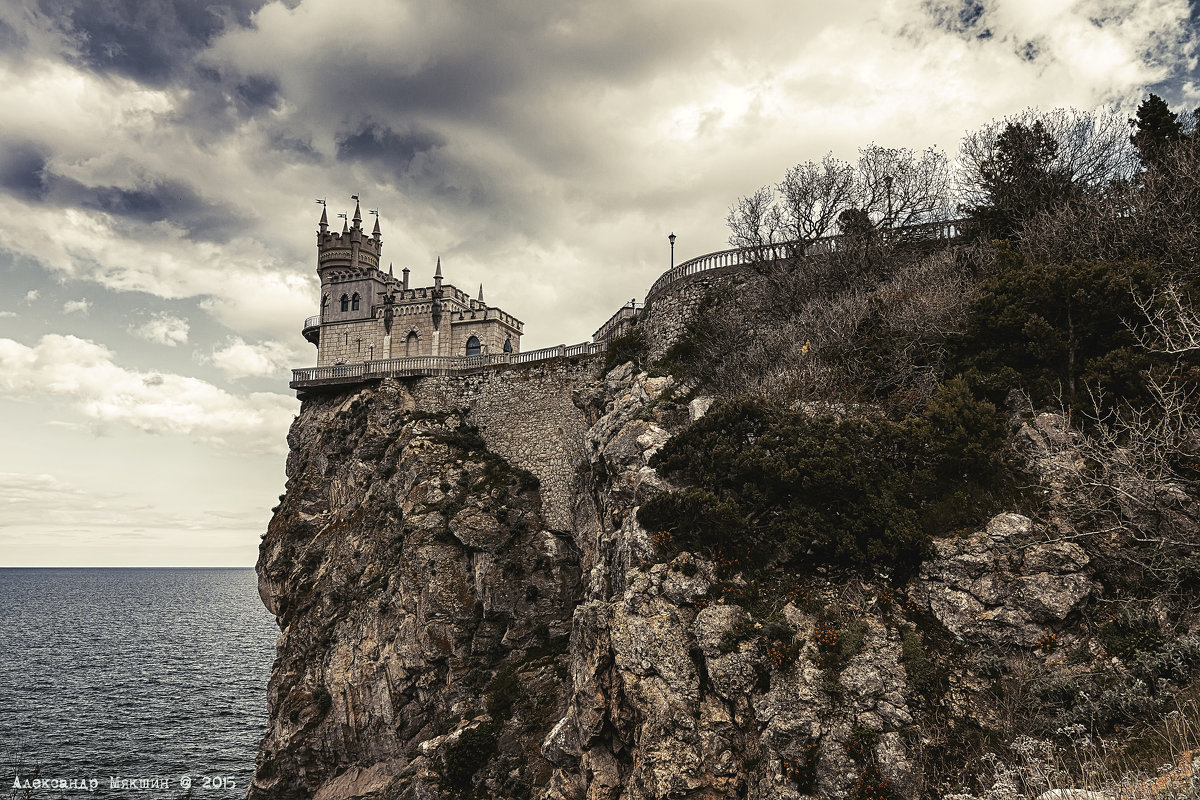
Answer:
405, 331, 418, 356
466, 335, 481, 356
351, 293, 361, 311
340, 294, 349, 312
502, 337, 513, 353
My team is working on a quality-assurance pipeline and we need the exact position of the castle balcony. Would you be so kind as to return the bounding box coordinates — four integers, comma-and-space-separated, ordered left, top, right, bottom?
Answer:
302, 315, 321, 345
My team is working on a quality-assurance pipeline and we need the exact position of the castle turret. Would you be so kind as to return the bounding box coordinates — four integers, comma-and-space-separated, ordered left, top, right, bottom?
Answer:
303, 197, 522, 370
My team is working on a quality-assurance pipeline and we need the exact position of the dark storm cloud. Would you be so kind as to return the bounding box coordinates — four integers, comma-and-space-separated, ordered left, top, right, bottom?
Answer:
335, 123, 446, 175
81, 180, 241, 240
0, 143, 49, 201
0, 17, 26, 51
37, 0, 271, 85
0, 140, 241, 241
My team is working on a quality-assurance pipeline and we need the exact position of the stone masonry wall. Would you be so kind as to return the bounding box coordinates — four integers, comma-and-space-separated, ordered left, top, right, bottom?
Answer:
641, 266, 754, 360
318, 318, 387, 365
402, 357, 603, 531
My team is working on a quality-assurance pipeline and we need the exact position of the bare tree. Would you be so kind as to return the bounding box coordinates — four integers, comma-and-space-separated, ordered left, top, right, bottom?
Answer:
727, 153, 857, 257
855, 144, 953, 231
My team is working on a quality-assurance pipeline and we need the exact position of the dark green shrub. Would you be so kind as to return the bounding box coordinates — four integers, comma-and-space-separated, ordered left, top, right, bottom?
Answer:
901, 629, 947, 700
637, 389, 1012, 579
1100, 608, 1164, 660
603, 326, 648, 374
949, 248, 1164, 408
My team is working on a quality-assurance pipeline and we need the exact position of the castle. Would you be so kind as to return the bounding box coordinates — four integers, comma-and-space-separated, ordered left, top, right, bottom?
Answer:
304, 200, 523, 366
293, 198, 964, 392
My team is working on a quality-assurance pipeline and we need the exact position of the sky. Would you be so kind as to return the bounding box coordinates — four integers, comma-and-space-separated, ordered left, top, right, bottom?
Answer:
0, 0, 1197, 566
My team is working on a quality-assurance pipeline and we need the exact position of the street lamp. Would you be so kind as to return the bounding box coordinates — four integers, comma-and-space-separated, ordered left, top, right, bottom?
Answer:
883, 175, 894, 232
669, 232, 676, 268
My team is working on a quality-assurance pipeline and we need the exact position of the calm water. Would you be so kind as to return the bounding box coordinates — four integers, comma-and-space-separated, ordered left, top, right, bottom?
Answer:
0, 568, 278, 797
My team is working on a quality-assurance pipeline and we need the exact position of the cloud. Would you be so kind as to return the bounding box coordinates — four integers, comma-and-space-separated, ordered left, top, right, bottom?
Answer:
62, 298, 91, 314
0, 311, 15, 318
207, 336, 293, 379
24, 290, 38, 303
0, 0, 1194, 351
31, 0, 272, 86
130, 311, 189, 346
0, 334, 296, 452
0, 471, 260, 531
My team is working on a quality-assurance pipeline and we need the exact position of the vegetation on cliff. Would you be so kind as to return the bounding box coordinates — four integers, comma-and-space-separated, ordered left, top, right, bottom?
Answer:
633, 94, 1200, 798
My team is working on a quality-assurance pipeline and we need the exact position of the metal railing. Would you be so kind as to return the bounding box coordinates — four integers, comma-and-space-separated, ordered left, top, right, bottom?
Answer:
645, 218, 964, 302
290, 340, 608, 388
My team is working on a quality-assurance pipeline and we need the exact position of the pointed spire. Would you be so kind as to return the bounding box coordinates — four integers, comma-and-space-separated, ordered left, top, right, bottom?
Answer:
342, 217, 349, 233
318, 205, 328, 233
477, 283, 485, 303
435, 257, 442, 277
388, 262, 394, 277
352, 198, 362, 228
372, 214, 381, 238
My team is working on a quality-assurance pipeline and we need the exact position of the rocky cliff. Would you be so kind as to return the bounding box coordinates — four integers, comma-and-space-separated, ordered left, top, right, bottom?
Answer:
249, 355, 1165, 800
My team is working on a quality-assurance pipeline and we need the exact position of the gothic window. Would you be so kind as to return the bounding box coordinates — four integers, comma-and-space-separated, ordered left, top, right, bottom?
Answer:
351, 293, 361, 311
502, 337, 513, 353
465, 336, 481, 356
321, 295, 328, 318
405, 331, 418, 356
340, 294, 349, 312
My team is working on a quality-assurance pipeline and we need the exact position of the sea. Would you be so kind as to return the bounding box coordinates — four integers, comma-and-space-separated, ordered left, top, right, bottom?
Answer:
0, 568, 278, 798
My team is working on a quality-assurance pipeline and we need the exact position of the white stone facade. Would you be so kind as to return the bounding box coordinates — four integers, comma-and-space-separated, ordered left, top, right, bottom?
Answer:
308, 203, 523, 367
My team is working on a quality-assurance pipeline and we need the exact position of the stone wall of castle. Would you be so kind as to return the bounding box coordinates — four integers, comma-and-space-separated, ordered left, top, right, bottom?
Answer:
404, 358, 601, 531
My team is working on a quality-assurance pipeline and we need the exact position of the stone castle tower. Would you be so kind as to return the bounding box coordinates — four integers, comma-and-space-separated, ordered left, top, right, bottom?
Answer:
304, 200, 523, 366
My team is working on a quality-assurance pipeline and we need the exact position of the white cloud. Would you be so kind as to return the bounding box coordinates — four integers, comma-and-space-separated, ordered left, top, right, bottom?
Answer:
130, 312, 189, 346
0, 334, 296, 453
0, 471, 258, 531
0, 311, 15, 318
62, 298, 91, 315
24, 290, 38, 303
207, 336, 295, 380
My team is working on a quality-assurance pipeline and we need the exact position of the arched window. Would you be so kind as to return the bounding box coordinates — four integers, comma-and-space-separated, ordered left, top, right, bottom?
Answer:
351, 293, 360, 311
340, 294, 349, 312
502, 337, 513, 353
321, 295, 328, 317
465, 335, 481, 356
405, 331, 418, 356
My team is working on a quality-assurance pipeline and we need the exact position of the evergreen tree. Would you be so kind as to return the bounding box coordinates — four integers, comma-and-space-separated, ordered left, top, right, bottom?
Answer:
1130, 93, 1183, 167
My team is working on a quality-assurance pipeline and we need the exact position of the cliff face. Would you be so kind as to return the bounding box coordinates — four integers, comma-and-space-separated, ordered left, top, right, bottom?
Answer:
252, 362, 1101, 800
252, 383, 581, 799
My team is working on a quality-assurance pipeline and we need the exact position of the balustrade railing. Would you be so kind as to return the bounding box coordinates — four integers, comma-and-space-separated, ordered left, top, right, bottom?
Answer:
645, 218, 965, 302
303, 315, 320, 330
291, 340, 608, 388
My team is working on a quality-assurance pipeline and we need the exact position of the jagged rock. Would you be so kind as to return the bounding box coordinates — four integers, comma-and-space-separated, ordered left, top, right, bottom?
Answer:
914, 513, 1094, 646
689, 396, 715, 420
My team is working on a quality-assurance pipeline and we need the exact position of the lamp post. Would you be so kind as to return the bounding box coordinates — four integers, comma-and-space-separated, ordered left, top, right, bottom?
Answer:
883, 175, 893, 233
669, 232, 676, 268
